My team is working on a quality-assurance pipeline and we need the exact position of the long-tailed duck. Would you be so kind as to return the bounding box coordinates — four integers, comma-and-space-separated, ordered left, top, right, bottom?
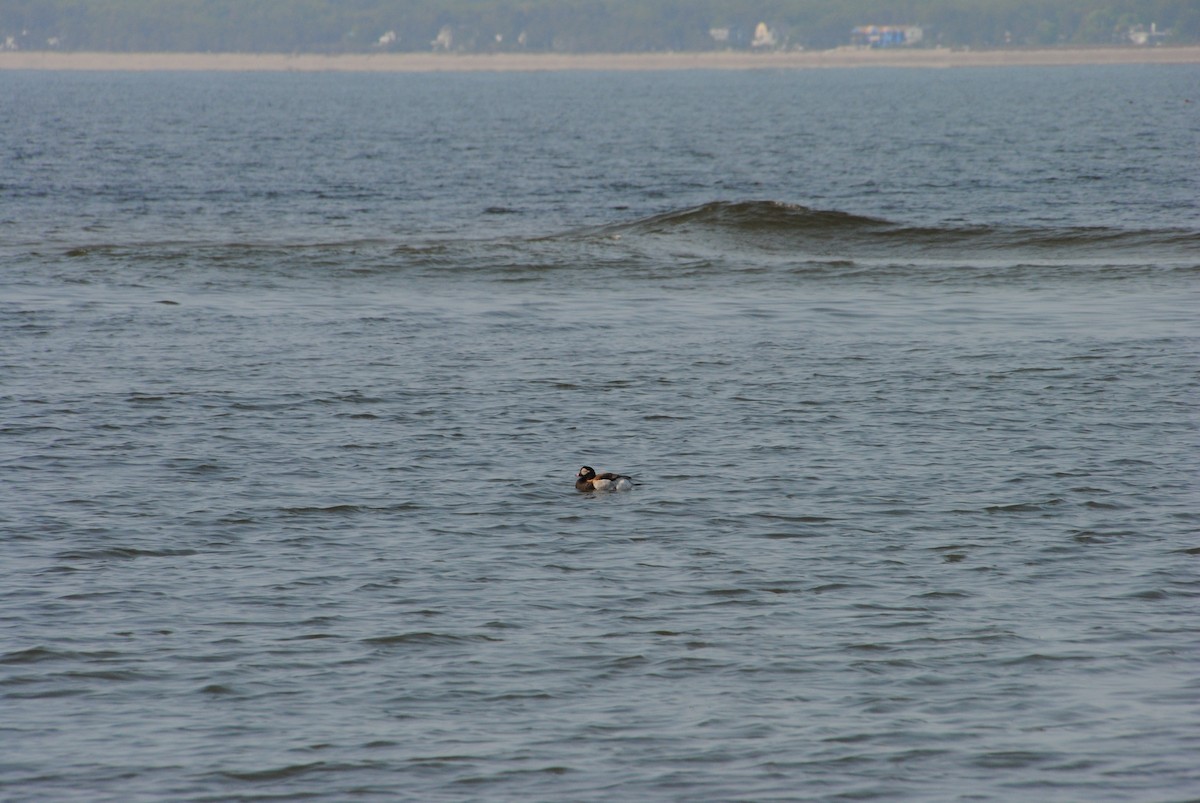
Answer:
575, 466, 634, 492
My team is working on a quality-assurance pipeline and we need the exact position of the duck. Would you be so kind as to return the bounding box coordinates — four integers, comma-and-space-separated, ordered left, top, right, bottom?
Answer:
576, 465, 634, 492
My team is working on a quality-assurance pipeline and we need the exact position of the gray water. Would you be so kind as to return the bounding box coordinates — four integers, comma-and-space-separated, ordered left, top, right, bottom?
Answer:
2, 66, 1198, 802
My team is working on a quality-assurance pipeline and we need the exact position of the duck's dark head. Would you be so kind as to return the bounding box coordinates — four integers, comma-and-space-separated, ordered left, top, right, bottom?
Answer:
577, 466, 596, 480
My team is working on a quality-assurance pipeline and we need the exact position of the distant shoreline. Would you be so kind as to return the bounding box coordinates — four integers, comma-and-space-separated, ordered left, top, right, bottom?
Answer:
2, 46, 1200, 72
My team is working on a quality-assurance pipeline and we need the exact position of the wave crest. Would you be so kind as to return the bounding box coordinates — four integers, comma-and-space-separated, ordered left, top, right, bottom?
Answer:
585, 199, 1200, 258
600, 200, 892, 237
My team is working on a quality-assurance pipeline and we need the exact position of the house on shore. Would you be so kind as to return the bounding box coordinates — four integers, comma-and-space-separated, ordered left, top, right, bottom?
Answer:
851, 25, 923, 48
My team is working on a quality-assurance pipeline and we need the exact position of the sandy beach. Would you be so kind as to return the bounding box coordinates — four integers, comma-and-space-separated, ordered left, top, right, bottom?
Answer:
2, 47, 1199, 72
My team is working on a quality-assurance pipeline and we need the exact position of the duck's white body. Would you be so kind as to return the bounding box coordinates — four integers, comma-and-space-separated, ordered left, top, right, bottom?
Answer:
592, 475, 633, 492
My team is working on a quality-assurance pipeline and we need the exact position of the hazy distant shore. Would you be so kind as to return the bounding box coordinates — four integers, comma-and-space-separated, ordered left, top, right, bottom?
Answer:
2, 47, 1200, 72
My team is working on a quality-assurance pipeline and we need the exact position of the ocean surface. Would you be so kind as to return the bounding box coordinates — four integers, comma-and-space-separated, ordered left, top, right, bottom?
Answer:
2, 65, 1198, 801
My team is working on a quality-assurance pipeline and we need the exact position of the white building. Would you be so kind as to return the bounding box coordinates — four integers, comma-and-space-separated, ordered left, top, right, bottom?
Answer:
751, 22, 777, 49
1128, 23, 1167, 45
431, 25, 453, 50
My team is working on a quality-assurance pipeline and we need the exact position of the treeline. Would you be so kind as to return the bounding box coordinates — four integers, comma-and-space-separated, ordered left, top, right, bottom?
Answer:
2, 0, 1197, 53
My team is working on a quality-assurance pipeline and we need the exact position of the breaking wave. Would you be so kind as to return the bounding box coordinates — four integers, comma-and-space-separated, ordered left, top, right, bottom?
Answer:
27, 200, 1198, 287
602, 200, 892, 235
581, 200, 1200, 257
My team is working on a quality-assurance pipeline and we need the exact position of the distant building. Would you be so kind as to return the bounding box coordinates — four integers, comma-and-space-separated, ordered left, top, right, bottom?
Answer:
751, 22, 777, 49
851, 25, 923, 48
431, 25, 452, 50
1128, 23, 1167, 45
709, 27, 731, 44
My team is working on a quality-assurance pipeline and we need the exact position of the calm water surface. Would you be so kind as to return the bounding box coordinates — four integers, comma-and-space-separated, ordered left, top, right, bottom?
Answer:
1, 66, 1198, 801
